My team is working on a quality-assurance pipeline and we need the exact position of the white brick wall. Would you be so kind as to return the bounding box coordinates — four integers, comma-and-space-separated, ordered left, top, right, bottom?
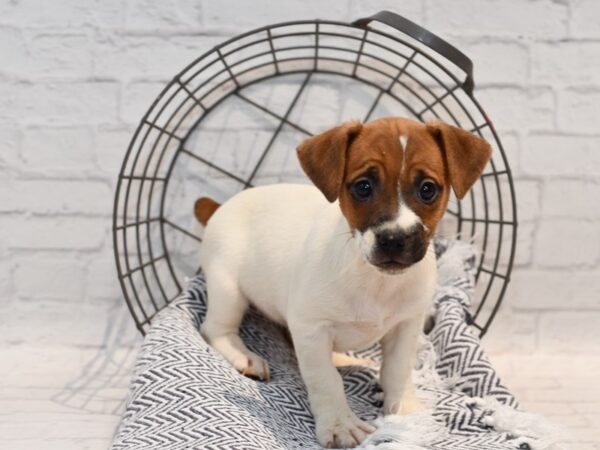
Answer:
1, 0, 599, 355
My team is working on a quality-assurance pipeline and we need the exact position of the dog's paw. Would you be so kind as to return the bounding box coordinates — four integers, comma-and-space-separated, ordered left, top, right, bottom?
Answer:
384, 397, 424, 416
232, 352, 270, 381
316, 412, 376, 448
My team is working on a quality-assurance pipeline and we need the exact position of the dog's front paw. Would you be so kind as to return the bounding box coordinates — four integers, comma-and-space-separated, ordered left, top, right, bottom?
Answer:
316, 411, 375, 448
232, 351, 270, 381
383, 397, 424, 416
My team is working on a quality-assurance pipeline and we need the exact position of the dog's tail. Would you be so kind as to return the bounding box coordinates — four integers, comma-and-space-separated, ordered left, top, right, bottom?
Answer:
194, 197, 220, 226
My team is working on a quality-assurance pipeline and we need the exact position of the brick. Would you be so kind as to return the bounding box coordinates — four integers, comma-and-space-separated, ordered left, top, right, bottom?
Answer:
532, 41, 600, 85
21, 126, 95, 174
94, 125, 134, 174
202, 0, 352, 31
426, 0, 568, 38
534, 219, 600, 267
515, 180, 541, 222
509, 269, 600, 310
349, 0, 423, 24
14, 256, 85, 301
27, 33, 93, 79
7, 216, 106, 250
11, 180, 112, 216
570, 0, 600, 38
125, 0, 203, 30
476, 87, 554, 132
92, 35, 223, 81
557, 88, 600, 134
14, 82, 119, 125
0, 125, 20, 170
496, 132, 520, 175
514, 221, 535, 267
522, 134, 600, 177
542, 180, 600, 219
121, 81, 166, 125
539, 312, 600, 354
87, 256, 120, 300
0, 0, 123, 28
454, 39, 529, 84
0, 27, 27, 78
0, 244, 13, 301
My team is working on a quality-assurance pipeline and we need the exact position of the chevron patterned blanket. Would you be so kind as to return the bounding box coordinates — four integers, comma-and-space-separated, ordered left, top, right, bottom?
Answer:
111, 241, 555, 450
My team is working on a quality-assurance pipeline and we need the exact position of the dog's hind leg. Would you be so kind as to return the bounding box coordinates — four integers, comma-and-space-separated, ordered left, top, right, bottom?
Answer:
200, 268, 270, 381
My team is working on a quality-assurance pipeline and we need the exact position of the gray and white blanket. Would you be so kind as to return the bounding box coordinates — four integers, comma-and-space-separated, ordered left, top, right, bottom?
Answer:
111, 240, 560, 449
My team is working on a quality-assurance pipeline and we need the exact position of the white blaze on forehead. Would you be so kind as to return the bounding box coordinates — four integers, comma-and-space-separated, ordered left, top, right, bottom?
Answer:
399, 135, 408, 149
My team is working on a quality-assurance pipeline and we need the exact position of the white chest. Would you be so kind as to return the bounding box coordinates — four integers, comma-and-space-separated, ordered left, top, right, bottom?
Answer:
328, 260, 436, 352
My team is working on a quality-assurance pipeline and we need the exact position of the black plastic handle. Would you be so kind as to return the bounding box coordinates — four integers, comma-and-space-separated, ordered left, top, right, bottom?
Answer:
352, 10, 475, 96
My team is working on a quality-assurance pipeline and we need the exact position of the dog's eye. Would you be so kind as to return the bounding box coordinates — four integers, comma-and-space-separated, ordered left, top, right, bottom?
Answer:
417, 179, 438, 204
352, 179, 373, 201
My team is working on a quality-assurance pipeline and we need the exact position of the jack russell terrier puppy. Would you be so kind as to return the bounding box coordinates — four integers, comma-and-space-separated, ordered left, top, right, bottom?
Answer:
194, 117, 491, 448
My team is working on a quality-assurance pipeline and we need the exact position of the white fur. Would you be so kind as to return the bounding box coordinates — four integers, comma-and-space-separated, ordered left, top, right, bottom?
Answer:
200, 183, 437, 448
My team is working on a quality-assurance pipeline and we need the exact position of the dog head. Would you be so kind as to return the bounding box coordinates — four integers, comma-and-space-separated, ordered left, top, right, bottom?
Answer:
297, 117, 492, 274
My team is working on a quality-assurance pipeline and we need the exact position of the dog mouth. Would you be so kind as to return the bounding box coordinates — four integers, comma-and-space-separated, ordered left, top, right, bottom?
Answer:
372, 258, 410, 274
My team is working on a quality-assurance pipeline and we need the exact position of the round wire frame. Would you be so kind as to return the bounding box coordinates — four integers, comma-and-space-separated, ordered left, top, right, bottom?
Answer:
113, 16, 518, 338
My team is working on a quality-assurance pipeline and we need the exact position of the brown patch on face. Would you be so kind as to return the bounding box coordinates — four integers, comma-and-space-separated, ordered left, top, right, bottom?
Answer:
338, 118, 449, 239
296, 117, 492, 271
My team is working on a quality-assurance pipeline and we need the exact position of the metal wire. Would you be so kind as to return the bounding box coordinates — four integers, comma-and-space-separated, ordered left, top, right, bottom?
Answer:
113, 14, 518, 337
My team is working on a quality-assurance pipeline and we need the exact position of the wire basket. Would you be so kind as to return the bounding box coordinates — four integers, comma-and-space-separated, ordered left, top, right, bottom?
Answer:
113, 11, 517, 338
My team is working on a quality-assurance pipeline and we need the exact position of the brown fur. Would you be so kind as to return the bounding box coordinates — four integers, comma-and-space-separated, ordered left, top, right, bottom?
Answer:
194, 197, 220, 226
297, 117, 491, 238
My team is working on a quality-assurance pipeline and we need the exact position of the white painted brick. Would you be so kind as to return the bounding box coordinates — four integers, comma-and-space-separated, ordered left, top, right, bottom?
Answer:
202, 0, 352, 31
510, 269, 600, 310
14, 82, 119, 125
87, 256, 120, 300
125, 0, 203, 31
542, 180, 600, 220
515, 180, 541, 222
0, 27, 28, 78
531, 41, 600, 85
426, 0, 568, 38
454, 39, 529, 84
539, 312, 600, 354
514, 220, 535, 267
476, 87, 554, 132
6, 216, 106, 250
557, 87, 600, 134
14, 256, 85, 301
534, 219, 600, 268
21, 126, 95, 174
10, 180, 112, 216
570, 0, 600, 38
522, 134, 600, 177
0, 244, 13, 301
0, 0, 123, 28
348, 0, 424, 24
94, 125, 134, 175
92, 35, 223, 81
121, 81, 166, 125
26, 33, 93, 79
0, 125, 20, 170
496, 132, 520, 175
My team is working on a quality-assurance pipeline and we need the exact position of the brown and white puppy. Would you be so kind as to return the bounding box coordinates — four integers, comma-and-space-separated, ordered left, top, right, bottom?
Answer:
196, 117, 491, 448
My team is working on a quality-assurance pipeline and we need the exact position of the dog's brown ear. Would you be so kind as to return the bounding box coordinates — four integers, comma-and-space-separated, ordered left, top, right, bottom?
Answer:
427, 122, 492, 199
296, 121, 362, 202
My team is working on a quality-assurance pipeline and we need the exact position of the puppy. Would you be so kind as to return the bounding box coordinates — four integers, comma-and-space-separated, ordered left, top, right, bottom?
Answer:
195, 117, 491, 448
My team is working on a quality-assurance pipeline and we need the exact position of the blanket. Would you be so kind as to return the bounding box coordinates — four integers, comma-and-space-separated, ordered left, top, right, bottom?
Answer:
111, 240, 562, 449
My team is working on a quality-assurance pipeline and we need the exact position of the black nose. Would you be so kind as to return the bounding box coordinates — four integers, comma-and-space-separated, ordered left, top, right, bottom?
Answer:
376, 230, 405, 256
